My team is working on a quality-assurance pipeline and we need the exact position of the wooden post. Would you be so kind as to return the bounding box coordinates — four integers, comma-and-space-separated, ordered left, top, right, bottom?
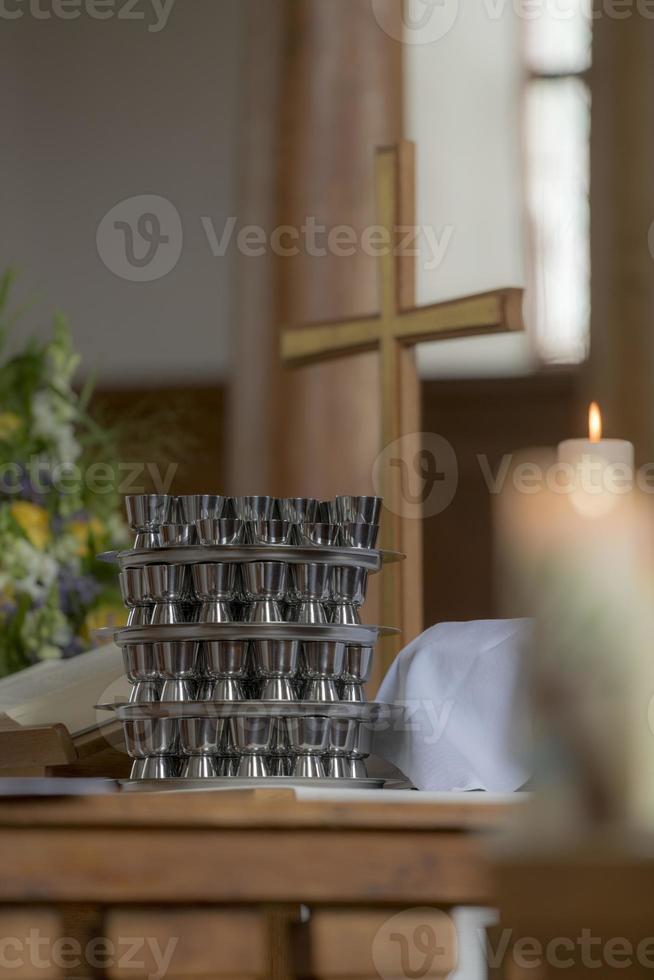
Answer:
228, 0, 404, 688
589, 13, 654, 462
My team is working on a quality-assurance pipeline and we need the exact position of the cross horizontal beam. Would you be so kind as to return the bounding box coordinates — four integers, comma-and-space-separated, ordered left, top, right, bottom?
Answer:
281, 287, 524, 366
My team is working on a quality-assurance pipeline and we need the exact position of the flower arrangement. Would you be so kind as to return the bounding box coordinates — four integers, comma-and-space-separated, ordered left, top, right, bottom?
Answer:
0, 270, 128, 677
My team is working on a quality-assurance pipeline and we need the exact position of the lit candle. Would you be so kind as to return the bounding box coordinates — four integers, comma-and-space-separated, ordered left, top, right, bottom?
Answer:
558, 402, 634, 472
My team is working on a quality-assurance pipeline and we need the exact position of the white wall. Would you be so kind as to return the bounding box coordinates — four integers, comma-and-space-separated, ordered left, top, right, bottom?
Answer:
0, 0, 240, 386
403, 1, 534, 377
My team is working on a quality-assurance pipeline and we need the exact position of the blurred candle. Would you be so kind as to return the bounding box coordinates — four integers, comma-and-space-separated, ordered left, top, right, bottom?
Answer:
558, 402, 634, 471
495, 449, 654, 833
557, 404, 634, 517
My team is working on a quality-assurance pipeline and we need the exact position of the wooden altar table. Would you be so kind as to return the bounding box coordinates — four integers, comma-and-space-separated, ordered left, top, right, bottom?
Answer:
0, 790, 524, 979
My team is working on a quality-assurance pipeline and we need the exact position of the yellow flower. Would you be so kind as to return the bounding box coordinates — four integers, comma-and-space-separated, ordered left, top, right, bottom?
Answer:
68, 517, 105, 557
0, 413, 22, 441
10, 501, 50, 550
81, 603, 126, 643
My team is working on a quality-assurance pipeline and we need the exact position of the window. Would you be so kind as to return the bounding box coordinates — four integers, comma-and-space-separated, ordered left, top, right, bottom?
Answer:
524, 5, 592, 364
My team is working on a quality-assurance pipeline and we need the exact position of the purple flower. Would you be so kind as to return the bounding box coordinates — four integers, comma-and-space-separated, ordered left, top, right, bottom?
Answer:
58, 568, 101, 616
61, 636, 86, 659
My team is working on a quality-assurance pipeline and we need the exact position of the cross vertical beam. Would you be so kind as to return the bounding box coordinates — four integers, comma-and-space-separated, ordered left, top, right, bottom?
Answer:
281, 141, 524, 674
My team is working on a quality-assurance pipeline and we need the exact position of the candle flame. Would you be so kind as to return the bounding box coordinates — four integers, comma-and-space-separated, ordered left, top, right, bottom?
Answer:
588, 402, 602, 443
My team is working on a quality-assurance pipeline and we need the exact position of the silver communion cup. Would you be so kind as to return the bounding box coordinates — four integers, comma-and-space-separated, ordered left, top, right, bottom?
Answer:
195, 518, 244, 546
269, 757, 293, 777
125, 494, 175, 531
291, 563, 332, 602
123, 718, 178, 758
287, 600, 328, 626
153, 639, 200, 679
119, 568, 150, 608
288, 716, 330, 779
180, 755, 218, 779
217, 757, 239, 777
158, 523, 196, 548
279, 498, 320, 524
192, 562, 237, 600
178, 718, 227, 756
241, 562, 288, 600
335, 495, 382, 525
297, 522, 339, 547
326, 718, 359, 779
338, 522, 380, 550
348, 721, 373, 778
143, 564, 190, 603
320, 500, 340, 524
204, 639, 250, 679
196, 600, 234, 623
133, 531, 161, 550
128, 680, 161, 704
331, 566, 368, 606
203, 677, 248, 701
301, 640, 346, 702
252, 638, 300, 701
269, 718, 291, 757
123, 643, 157, 682
160, 678, 197, 702
330, 603, 361, 625
246, 519, 292, 546
127, 606, 152, 627
232, 716, 274, 777
243, 599, 285, 623
150, 602, 185, 626
132, 757, 178, 780
203, 640, 250, 701
341, 645, 373, 701
176, 494, 225, 524
235, 495, 276, 522
129, 759, 148, 780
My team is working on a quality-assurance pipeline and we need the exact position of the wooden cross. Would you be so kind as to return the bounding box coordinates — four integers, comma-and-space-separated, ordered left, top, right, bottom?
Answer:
281, 140, 523, 670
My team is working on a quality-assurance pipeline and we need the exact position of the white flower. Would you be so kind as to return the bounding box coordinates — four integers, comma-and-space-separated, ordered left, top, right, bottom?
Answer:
50, 532, 82, 572
31, 391, 81, 465
1, 537, 59, 603
21, 606, 72, 660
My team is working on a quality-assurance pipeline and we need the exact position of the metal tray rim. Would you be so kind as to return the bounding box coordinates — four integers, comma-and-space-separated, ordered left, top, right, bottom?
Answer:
121, 776, 388, 792
97, 699, 398, 722
102, 622, 399, 646
98, 544, 405, 571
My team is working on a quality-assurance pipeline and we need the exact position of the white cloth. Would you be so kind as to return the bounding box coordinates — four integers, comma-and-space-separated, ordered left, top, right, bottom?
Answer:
374, 619, 531, 792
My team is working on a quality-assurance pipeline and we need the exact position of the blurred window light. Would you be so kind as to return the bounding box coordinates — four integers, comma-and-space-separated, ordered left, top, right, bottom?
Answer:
523, 12, 591, 365
523, 0, 592, 75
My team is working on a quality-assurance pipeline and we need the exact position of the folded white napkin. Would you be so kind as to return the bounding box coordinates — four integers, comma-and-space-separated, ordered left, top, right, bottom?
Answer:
375, 619, 531, 792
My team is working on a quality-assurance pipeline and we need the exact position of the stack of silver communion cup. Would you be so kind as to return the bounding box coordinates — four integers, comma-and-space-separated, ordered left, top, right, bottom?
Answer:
97, 494, 401, 788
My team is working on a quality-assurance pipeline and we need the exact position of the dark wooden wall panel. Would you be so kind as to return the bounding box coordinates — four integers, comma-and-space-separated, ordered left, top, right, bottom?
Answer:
91, 387, 225, 495
421, 370, 580, 628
